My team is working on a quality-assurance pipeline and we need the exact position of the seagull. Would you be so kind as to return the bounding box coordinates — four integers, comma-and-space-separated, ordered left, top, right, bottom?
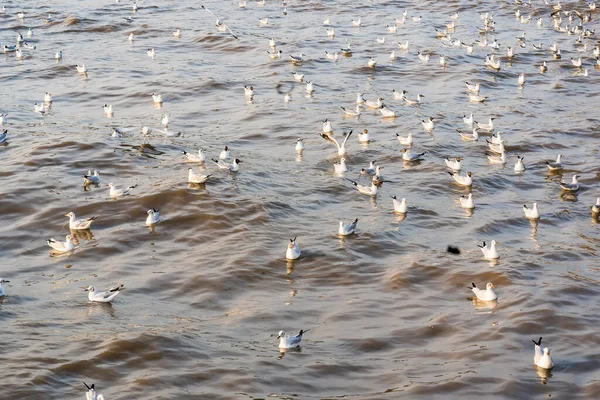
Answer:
284, 93, 292, 103
327, 28, 335, 38
460, 193, 475, 209
161, 114, 170, 127
0, 114, 6, 125
368, 57, 377, 67
518, 73, 526, 87
152, 93, 163, 103
391, 196, 408, 213
478, 240, 499, 259
293, 72, 305, 82
219, 146, 231, 160
269, 38, 276, 47
366, 97, 384, 109
396, 133, 413, 146
47, 235, 74, 253
339, 218, 359, 236
379, 104, 396, 118
540, 61, 548, 73
348, 179, 378, 196
322, 119, 333, 133
267, 49, 282, 59
55, 50, 63, 60
146, 209, 160, 226
17, 11, 25, 19
295, 138, 305, 153
173, 28, 181, 37
376, 37, 385, 44
341, 105, 361, 117
147, 48, 155, 57
320, 130, 352, 156
305, 81, 314, 93
84, 284, 124, 303
560, 174, 580, 192
417, 52, 430, 62
489, 131, 504, 145
34, 103, 46, 114
397, 41, 410, 50
389, 51, 397, 60
469, 93, 487, 103
182, 149, 206, 163
514, 156, 526, 172
83, 170, 100, 185
103, 104, 113, 116
351, 18, 361, 27
259, 18, 268, 26
66, 212, 97, 230
372, 166, 384, 185
358, 129, 370, 143
188, 167, 212, 183
421, 117, 434, 132
457, 128, 479, 141
109, 183, 136, 197
463, 113, 474, 126
83, 383, 104, 400
445, 157, 463, 171
405, 94, 424, 106
361, 161, 377, 175
212, 158, 242, 172
334, 157, 348, 173
341, 43, 352, 56
470, 282, 497, 301
486, 151, 506, 165
244, 85, 254, 98
475, 118, 495, 131
323, 18, 330, 25
546, 154, 563, 171
0, 129, 7, 143
0, 278, 9, 297
570, 57, 582, 67
401, 148, 425, 162
591, 198, 600, 217
439, 55, 447, 67
356, 93, 365, 104
523, 203, 540, 220
449, 171, 473, 186
286, 237, 301, 260
44, 92, 52, 103
393, 89, 406, 101
278, 329, 307, 349
290, 53, 306, 64
75, 64, 87, 73
532, 337, 554, 370
465, 81, 480, 93
128, 33, 135, 42
387, 25, 397, 33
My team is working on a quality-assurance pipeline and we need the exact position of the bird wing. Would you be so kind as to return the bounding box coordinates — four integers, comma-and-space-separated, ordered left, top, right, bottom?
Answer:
341, 130, 353, 146
201, 5, 239, 39
320, 133, 340, 149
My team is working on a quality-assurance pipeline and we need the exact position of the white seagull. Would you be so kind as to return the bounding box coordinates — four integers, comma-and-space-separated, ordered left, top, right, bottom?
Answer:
396, 133, 413, 146
66, 212, 97, 230
460, 193, 475, 209
212, 158, 242, 172
532, 337, 554, 370
523, 203, 540, 220
146, 209, 160, 225
546, 154, 563, 171
220, 146, 231, 160
559, 174, 580, 192
514, 156, 526, 173
478, 240, 499, 259
320, 130, 352, 156
47, 235, 74, 253
339, 218, 359, 236
109, 183, 136, 197
422, 117, 434, 132
349, 180, 378, 196
401, 148, 425, 162
188, 168, 212, 183
295, 138, 305, 153
334, 157, 348, 173
470, 282, 497, 301
278, 329, 307, 349
182, 149, 206, 163
391, 196, 408, 213
445, 157, 463, 171
449, 171, 473, 186
85, 284, 124, 303
0, 278, 9, 297
286, 237, 301, 260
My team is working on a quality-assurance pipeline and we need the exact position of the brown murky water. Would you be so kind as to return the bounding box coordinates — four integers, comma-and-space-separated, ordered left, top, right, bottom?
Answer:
1, 0, 600, 399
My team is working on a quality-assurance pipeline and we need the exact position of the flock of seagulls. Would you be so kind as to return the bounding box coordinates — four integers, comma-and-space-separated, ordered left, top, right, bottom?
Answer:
6, 0, 600, 395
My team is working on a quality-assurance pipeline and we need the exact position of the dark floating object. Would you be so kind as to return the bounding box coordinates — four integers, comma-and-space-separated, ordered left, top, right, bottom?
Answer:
447, 246, 461, 255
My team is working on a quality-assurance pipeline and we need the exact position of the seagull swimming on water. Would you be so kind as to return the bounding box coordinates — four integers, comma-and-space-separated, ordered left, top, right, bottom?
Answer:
546, 154, 563, 171
559, 174, 580, 192
523, 203, 540, 220
449, 171, 473, 186
47, 235, 74, 253
445, 157, 463, 171
84, 284, 124, 303
278, 329, 307, 349
348, 179, 378, 196
422, 117, 434, 132
286, 237, 301, 260
333, 157, 348, 173
65, 212, 97, 230
83, 170, 100, 185
459, 193, 474, 209
109, 183, 136, 197
295, 138, 305, 153
401, 148, 425, 162
212, 158, 242, 172
396, 133, 413, 146
514, 156, 526, 173
0, 279, 10, 297
320, 130, 352, 156
532, 337, 554, 370
478, 240, 499, 259
146, 209, 160, 226
182, 149, 206, 163
470, 282, 497, 301
0, 129, 7, 143
339, 218, 359, 235
341, 105, 361, 117
391, 196, 407, 213
188, 167, 212, 183
219, 146, 231, 160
